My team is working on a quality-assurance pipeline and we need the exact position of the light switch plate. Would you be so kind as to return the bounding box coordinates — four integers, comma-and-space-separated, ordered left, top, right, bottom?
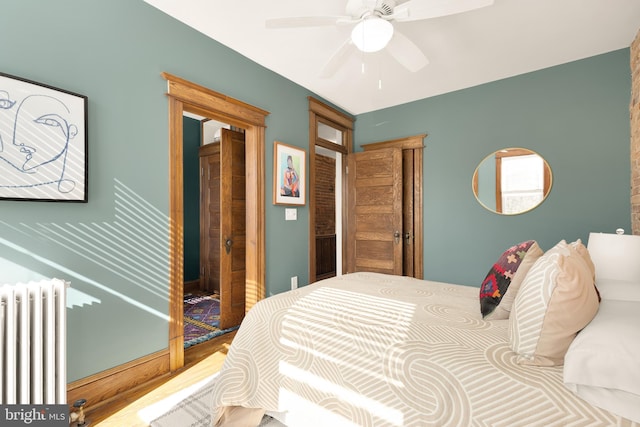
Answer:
285, 208, 297, 221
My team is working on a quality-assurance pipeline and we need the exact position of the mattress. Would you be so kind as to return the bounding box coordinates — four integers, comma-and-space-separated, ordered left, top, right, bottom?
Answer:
211, 272, 638, 426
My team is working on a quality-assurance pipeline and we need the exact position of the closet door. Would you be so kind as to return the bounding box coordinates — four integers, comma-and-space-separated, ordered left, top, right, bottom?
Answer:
347, 148, 403, 275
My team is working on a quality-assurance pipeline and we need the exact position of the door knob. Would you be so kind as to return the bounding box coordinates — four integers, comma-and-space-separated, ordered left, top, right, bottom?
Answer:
394, 230, 401, 244
224, 237, 233, 254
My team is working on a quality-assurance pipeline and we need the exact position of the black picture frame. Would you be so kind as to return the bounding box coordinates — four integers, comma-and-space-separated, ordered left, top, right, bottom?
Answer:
0, 72, 88, 202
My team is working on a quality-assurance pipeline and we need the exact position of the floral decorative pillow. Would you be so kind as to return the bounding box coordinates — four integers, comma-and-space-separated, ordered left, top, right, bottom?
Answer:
480, 240, 543, 319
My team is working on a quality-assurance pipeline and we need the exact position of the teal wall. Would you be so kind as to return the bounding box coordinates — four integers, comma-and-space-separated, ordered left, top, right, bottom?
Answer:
355, 49, 632, 286
0, 0, 329, 381
476, 154, 496, 211
183, 117, 201, 282
0, 0, 632, 383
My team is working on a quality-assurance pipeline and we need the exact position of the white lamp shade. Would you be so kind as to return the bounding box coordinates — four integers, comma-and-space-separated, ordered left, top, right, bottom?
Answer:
351, 17, 394, 53
587, 232, 640, 283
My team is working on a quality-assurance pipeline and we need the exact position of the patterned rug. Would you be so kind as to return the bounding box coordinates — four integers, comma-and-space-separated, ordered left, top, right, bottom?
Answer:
184, 294, 238, 348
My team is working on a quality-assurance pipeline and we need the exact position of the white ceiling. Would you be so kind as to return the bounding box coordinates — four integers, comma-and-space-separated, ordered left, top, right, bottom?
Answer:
144, 0, 640, 115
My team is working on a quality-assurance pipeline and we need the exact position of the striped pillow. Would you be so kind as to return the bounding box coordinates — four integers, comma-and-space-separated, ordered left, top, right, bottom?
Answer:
509, 240, 600, 366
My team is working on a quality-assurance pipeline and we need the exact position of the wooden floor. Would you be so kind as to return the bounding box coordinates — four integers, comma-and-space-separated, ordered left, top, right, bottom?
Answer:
83, 330, 236, 426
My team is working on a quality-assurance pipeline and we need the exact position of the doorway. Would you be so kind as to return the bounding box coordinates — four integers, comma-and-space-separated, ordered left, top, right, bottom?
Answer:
308, 98, 354, 283
164, 72, 268, 371
184, 116, 247, 346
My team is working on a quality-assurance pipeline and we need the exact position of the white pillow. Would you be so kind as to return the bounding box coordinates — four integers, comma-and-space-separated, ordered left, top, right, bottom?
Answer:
595, 279, 640, 302
564, 299, 640, 423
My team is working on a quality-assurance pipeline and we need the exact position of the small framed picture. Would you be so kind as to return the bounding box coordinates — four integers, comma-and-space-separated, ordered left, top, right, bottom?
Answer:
0, 72, 88, 202
273, 141, 305, 206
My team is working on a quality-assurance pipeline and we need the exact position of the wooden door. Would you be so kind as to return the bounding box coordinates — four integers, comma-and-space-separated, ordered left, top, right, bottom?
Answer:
360, 134, 425, 279
347, 148, 403, 275
199, 129, 246, 330
219, 129, 246, 329
199, 143, 221, 294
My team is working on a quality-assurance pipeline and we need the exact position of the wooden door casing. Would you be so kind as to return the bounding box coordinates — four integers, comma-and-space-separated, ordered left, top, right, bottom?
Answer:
402, 149, 415, 277
164, 72, 268, 372
347, 148, 403, 275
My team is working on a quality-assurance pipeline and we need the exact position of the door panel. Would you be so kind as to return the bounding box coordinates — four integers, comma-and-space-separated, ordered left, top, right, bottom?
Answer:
199, 144, 221, 293
347, 148, 403, 275
219, 129, 246, 329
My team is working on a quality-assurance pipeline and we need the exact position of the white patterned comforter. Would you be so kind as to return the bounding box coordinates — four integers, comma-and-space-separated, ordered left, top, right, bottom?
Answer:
211, 272, 637, 427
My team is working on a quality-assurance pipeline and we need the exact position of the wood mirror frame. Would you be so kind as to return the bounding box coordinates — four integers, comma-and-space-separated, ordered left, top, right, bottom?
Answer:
472, 147, 552, 215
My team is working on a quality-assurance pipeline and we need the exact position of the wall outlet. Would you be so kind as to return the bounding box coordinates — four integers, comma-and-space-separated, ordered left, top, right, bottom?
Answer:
291, 276, 298, 289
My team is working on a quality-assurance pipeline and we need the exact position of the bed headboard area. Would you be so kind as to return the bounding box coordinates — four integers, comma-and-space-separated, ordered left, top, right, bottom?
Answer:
561, 231, 640, 423
587, 231, 640, 283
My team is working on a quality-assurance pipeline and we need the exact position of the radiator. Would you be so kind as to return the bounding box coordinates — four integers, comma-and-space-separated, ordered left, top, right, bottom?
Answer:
0, 278, 68, 405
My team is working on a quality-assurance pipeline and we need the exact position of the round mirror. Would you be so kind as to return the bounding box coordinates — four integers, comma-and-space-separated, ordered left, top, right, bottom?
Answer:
472, 148, 552, 215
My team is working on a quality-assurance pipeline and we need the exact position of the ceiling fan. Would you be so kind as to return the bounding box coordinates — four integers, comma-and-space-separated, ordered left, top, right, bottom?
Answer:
266, 0, 494, 78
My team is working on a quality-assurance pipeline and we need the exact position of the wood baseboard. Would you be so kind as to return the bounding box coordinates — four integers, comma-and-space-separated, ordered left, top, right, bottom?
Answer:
67, 349, 170, 413
184, 279, 201, 294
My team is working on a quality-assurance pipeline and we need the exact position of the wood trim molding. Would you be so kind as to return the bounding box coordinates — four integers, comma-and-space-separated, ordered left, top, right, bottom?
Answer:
163, 73, 268, 372
167, 95, 185, 370
308, 97, 354, 130
308, 97, 354, 283
67, 350, 169, 415
163, 73, 268, 127
361, 134, 426, 151
184, 279, 201, 294
412, 147, 424, 279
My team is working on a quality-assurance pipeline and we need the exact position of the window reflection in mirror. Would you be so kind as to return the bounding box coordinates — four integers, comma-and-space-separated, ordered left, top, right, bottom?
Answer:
472, 148, 552, 215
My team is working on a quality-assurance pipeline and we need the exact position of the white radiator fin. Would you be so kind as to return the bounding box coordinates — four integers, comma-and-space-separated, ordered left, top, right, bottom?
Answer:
0, 279, 67, 405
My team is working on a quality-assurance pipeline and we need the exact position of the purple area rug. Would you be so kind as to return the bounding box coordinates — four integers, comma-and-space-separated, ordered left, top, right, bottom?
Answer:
184, 294, 238, 348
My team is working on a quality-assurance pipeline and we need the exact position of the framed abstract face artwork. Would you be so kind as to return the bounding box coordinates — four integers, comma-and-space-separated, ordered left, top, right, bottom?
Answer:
0, 72, 88, 202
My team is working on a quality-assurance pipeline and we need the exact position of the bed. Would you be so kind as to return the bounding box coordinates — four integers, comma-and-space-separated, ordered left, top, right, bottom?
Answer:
211, 238, 640, 427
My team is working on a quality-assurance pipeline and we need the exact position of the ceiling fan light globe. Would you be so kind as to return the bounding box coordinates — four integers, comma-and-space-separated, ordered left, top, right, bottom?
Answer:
351, 17, 394, 53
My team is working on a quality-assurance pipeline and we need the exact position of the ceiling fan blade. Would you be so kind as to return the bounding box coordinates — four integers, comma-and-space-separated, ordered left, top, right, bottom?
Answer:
266, 16, 348, 29
392, 0, 494, 22
386, 30, 429, 72
319, 38, 355, 78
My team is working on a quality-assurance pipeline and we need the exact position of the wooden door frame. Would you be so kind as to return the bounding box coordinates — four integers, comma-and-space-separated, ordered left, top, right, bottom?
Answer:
308, 98, 353, 283
361, 134, 426, 279
163, 73, 268, 371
